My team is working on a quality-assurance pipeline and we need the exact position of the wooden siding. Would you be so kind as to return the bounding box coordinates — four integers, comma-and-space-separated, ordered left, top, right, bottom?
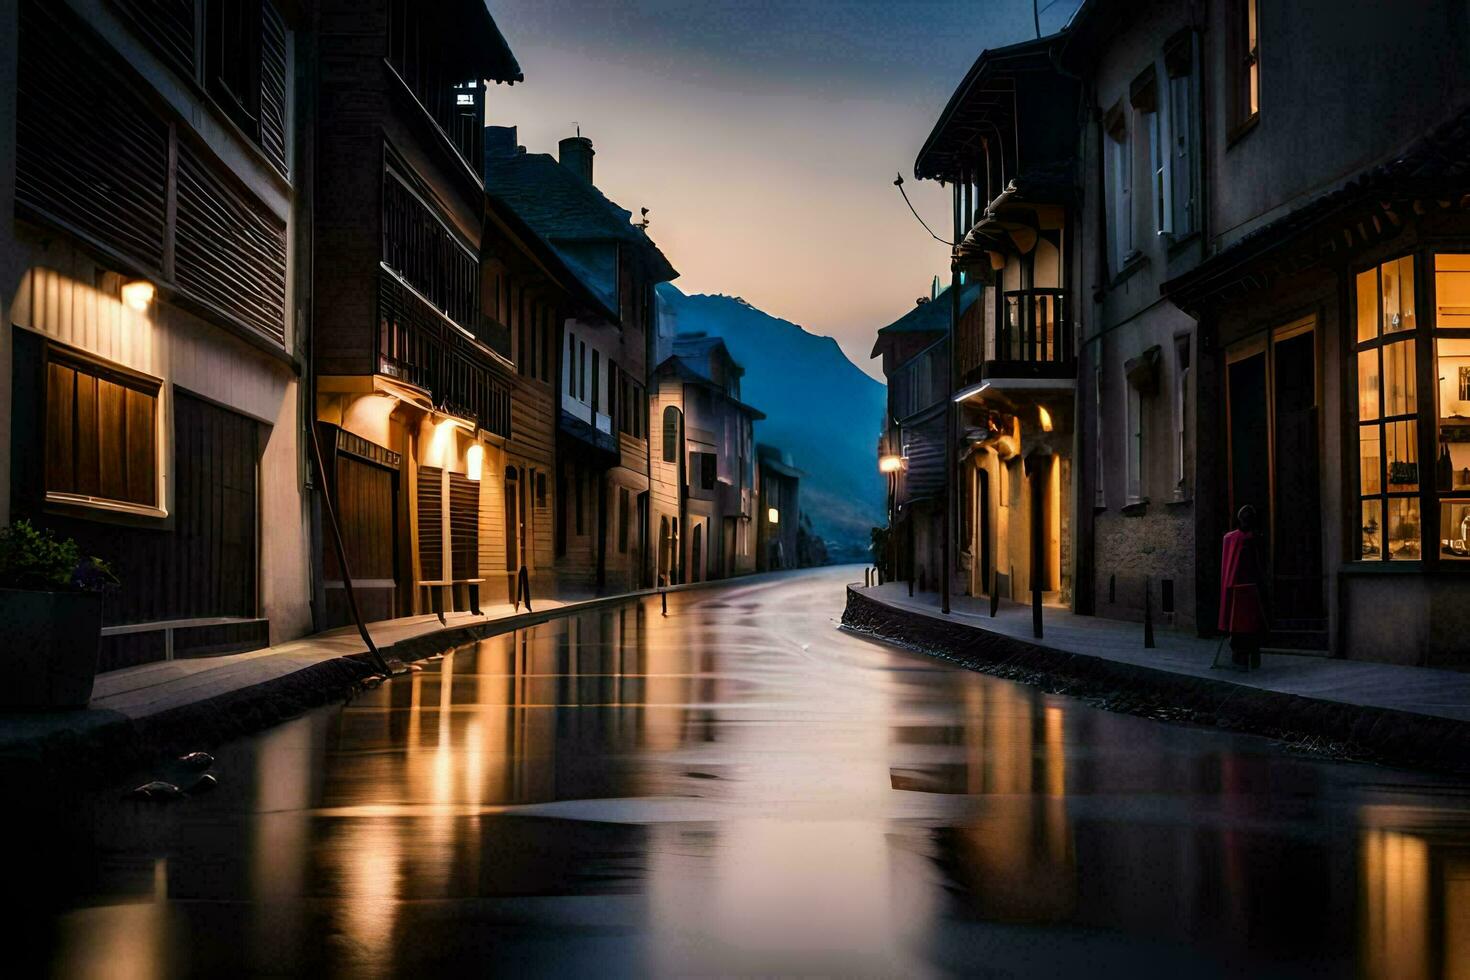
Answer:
324, 450, 398, 625
175, 142, 289, 347
449, 472, 479, 579
417, 464, 444, 579
17, 0, 170, 273
259, 1, 289, 173
110, 0, 197, 78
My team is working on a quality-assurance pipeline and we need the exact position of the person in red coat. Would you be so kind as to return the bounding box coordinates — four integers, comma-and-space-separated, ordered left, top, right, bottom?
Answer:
1219, 505, 1268, 669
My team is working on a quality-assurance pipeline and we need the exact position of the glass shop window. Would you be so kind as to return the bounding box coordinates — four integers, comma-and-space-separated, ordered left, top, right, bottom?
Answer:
1435, 254, 1470, 558
1354, 256, 1419, 560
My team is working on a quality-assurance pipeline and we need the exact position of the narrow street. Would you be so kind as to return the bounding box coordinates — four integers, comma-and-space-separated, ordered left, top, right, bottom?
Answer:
10, 567, 1470, 978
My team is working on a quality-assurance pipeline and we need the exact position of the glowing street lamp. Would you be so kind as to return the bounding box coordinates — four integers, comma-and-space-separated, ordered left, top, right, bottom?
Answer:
1038, 405, 1054, 432
767, 507, 780, 524
466, 443, 484, 482
878, 454, 904, 474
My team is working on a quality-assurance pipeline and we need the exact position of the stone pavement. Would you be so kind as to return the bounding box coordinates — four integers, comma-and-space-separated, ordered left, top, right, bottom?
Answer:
851, 581, 1470, 724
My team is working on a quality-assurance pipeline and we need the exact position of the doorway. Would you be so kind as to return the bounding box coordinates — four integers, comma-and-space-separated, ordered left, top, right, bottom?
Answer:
692, 523, 704, 583
1225, 317, 1325, 637
976, 467, 991, 594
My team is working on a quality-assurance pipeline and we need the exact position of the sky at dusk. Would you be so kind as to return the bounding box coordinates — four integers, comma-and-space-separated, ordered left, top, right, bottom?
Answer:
487, 0, 1082, 380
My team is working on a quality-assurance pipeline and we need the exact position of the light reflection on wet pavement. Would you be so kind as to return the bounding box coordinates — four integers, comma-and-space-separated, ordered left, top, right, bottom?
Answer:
9, 566, 1470, 977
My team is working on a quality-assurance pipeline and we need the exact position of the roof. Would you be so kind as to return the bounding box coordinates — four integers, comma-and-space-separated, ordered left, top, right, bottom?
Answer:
915, 34, 1064, 183
484, 149, 679, 285
1164, 100, 1470, 312
655, 336, 766, 420
757, 444, 803, 480
466, 0, 522, 83
870, 283, 981, 357
483, 190, 617, 321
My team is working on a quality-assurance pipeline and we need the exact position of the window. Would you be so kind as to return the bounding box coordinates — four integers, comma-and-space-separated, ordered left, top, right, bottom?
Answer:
567, 333, 576, 395
692, 452, 717, 491
1164, 32, 1199, 236
1435, 255, 1470, 559
1129, 69, 1164, 236
1228, 0, 1261, 134
663, 406, 680, 462
381, 167, 478, 330
1126, 384, 1144, 502
592, 350, 601, 414
205, 0, 262, 137
579, 341, 588, 400
1174, 336, 1191, 497
618, 487, 630, 553
1355, 256, 1419, 560
44, 346, 161, 511
1104, 103, 1134, 273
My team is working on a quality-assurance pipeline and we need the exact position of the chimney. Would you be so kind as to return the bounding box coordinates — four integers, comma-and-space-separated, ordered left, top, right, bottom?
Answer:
484, 125, 518, 159
558, 135, 595, 185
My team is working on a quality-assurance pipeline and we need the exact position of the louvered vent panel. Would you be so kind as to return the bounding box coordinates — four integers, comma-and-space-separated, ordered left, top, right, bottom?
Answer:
259, 1, 288, 172
175, 143, 288, 347
418, 465, 444, 578
111, 0, 197, 79
16, 0, 169, 272
449, 473, 480, 579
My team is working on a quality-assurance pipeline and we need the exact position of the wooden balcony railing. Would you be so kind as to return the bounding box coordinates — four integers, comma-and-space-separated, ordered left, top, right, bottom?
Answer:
378, 274, 511, 437
997, 288, 1073, 368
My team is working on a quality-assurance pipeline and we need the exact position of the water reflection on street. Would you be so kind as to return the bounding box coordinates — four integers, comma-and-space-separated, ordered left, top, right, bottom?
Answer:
9, 567, 1470, 977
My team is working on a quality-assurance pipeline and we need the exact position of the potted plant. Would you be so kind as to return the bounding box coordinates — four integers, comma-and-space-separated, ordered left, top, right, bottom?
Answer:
0, 520, 117, 710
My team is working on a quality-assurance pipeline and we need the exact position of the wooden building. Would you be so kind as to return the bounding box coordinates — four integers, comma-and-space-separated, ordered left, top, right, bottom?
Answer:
486, 134, 677, 595
310, 0, 522, 625
914, 37, 1083, 613
1, 0, 312, 669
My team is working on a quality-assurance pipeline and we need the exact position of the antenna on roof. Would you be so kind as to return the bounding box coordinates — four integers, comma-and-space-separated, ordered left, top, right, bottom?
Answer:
574, 121, 581, 138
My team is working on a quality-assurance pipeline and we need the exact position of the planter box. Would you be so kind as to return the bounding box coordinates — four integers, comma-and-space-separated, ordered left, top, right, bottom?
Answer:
0, 588, 102, 709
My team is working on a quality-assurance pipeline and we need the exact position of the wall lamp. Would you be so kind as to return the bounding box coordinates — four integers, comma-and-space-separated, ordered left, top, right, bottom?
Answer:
879, 454, 905, 474
121, 279, 155, 312
767, 507, 780, 524
466, 443, 484, 482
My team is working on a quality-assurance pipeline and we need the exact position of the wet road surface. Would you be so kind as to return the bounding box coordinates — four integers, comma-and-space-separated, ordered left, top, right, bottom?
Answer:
9, 566, 1470, 977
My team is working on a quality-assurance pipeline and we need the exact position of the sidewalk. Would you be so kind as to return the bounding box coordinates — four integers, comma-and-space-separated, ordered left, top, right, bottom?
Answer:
0, 589, 639, 776
844, 581, 1470, 773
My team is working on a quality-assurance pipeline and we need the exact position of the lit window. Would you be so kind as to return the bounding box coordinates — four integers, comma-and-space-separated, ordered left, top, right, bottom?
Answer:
1229, 0, 1261, 133
1355, 257, 1419, 560
1435, 255, 1470, 558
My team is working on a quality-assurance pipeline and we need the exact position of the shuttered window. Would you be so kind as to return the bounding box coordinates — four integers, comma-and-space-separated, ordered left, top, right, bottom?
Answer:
449, 473, 479, 579
44, 346, 161, 510
418, 465, 444, 578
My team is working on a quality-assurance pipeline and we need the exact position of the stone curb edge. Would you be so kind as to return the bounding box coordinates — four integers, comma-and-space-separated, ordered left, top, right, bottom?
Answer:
840, 585, 1470, 776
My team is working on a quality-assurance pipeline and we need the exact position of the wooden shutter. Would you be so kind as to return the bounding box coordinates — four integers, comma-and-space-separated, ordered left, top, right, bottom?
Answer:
17, 0, 169, 274
449, 473, 479, 579
259, 1, 288, 173
44, 349, 160, 508
111, 0, 197, 79
417, 465, 444, 579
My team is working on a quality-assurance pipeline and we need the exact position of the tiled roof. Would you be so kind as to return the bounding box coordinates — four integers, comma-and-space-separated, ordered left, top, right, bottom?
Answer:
484, 150, 678, 284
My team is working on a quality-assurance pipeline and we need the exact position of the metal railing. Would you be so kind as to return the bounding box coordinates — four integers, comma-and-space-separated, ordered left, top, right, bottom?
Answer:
998, 288, 1073, 366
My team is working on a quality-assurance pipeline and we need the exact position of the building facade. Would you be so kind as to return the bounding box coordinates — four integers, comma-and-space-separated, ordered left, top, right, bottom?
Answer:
311, 0, 521, 627
1161, 0, 1470, 663
1061, 0, 1207, 630
652, 334, 762, 583
486, 133, 676, 596
912, 38, 1083, 611
756, 444, 800, 572
1, 0, 312, 669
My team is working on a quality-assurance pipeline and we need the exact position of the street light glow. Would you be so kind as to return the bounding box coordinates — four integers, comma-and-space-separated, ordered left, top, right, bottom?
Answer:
767, 507, 779, 524
879, 454, 903, 473
466, 443, 483, 482
1038, 405, 1054, 432
121, 279, 154, 311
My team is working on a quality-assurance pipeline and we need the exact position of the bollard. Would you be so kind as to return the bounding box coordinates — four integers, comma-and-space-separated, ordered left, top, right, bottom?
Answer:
1143, 577, 1156, 649
661, 587, 668, 617
1032, 581, 1042, 639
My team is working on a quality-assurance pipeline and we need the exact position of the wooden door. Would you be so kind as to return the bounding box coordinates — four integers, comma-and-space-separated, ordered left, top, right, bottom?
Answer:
325, 452, 398, 625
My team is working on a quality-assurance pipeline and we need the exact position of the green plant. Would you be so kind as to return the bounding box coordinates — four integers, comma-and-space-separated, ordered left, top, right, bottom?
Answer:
0, 520, 117, 592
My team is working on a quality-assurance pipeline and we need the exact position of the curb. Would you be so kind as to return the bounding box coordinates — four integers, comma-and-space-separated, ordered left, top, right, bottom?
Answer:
840, 585, 1470, 775
0, 575, 743, 784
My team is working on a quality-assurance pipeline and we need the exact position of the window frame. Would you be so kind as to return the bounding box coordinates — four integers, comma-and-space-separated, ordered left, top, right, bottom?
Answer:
42, 341, 167, 518
1227, 0, 1261, 141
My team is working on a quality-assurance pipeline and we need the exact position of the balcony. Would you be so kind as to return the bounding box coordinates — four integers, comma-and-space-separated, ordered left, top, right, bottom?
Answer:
377, 274, 511, 437
986, 288, 1074, 382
